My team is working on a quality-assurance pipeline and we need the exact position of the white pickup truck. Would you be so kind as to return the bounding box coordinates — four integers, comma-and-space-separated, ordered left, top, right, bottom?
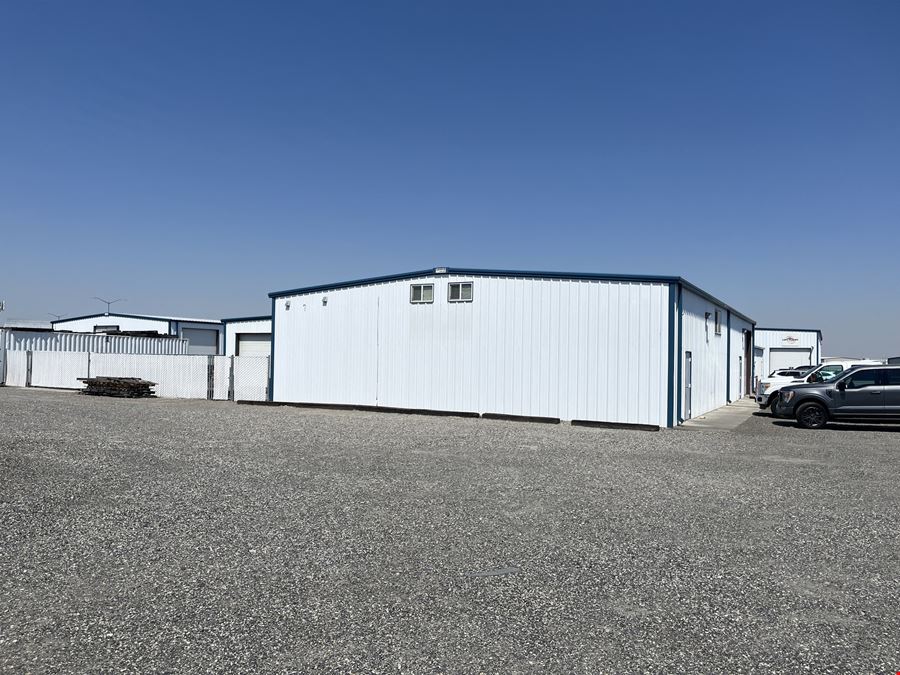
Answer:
756, 360, 883, 409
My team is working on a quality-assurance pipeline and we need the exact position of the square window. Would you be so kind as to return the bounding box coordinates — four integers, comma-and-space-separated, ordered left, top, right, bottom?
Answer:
448, 282, 473, 302
410, 284, 434, 304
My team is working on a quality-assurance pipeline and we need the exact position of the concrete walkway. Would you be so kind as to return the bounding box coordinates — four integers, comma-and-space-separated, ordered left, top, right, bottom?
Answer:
680, 397, 759, 431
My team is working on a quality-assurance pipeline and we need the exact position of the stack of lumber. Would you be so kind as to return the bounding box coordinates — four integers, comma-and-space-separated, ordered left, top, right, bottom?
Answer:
78, 377, 156, 398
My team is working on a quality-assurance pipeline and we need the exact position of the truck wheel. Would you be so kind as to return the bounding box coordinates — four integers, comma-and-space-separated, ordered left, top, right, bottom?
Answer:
796, 402, 828, 429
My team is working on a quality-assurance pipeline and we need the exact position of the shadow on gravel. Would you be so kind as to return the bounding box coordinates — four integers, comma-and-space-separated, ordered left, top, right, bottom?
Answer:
771, 420, 900, 433
752, 411, 774, 418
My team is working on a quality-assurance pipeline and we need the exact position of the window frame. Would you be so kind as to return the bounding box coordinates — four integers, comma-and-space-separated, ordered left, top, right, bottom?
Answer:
842, 369, 882, 389
409, 283, 434, 304
447, 281, 474, 303
93, 324, 120, 333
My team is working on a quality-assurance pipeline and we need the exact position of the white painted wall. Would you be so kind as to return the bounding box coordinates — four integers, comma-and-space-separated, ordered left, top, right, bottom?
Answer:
679, 288, 730, 420
754, 329, 822, 376
273, 275, 672, 426
224, 319, 272, 356
729, 315, 754, 401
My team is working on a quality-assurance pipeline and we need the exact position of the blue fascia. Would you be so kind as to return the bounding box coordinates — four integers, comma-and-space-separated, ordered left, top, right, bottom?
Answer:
221, 315, 272, 323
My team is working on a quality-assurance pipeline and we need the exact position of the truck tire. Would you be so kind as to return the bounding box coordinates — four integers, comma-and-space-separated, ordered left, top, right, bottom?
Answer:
796, 402, 828, 429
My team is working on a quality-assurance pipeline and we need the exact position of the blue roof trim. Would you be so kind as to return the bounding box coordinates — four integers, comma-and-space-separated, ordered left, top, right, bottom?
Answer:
221, 315, 272, 323
52, 312, 223, 326
268, 267, 755, 325
755, 327, 823, 340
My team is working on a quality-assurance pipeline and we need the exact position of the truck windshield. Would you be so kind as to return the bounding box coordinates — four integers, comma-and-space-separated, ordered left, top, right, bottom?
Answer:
806, 365, 844, 383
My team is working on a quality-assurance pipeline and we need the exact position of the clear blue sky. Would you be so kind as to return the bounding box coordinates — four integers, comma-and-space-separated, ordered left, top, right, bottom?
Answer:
1, 1, 898, 356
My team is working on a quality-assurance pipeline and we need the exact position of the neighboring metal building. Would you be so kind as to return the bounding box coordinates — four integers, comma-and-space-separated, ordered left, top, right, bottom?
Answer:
754, 328, 823, 377
52, 313, 224, 355
223, 316, 272, 357
1, 329, 188, 355
267, 268, 755, 428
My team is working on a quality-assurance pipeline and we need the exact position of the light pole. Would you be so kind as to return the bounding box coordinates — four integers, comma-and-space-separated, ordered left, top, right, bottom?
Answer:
92, 297, 125, 315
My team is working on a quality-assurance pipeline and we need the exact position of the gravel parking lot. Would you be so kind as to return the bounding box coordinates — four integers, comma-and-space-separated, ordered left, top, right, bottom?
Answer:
1, 387, 898, 673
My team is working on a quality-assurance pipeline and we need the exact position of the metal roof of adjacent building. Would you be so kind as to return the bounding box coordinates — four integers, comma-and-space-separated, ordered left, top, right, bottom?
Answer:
51, 312, 223, 326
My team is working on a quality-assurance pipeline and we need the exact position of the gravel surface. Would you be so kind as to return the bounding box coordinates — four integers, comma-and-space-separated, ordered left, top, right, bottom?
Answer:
1, 387, 898, 673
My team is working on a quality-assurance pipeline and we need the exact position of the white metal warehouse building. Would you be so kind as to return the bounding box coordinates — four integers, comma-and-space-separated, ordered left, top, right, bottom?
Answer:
268, 268, 755, 428
223, 316, 272, 357
754, 328, 823, 378
52, 313, 224, 355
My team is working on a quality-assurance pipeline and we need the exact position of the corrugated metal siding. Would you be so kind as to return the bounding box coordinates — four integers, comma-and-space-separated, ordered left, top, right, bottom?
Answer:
754, 329, 821, 376
680, 289, 729, 419
1, 330, 188, 354
273, 275, 670, 426
225, 319, 272, 356
52, 316, 171, 333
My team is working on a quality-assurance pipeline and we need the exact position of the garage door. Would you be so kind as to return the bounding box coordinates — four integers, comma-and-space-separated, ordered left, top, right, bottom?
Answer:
769, 347, 812, 373
182, 328, 219, 355
236, 333, 271, 357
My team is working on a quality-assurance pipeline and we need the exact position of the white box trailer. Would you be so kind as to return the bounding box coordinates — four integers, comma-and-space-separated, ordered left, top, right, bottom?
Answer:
268, 268, 755, 428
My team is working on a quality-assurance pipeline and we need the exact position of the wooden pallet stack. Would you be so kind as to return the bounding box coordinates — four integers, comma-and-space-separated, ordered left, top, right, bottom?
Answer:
78, 377, 157, 398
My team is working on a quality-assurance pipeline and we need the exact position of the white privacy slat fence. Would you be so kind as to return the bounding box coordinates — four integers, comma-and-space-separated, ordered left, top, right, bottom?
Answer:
1, 350, 269, 401
5, 351, 28, 387
90, 354, 210, 399
213, 356, 231, 401
233, 356, 270, 402
31, 352, 89, 389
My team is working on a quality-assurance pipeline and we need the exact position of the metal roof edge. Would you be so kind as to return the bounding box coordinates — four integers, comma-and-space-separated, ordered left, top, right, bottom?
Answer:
52, 312, 223, 326
221, 315, 272, 323
755, 326, 823, 339
268, 267, 682, 298
266, 267, 754, 325
677, 279, 756, 326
